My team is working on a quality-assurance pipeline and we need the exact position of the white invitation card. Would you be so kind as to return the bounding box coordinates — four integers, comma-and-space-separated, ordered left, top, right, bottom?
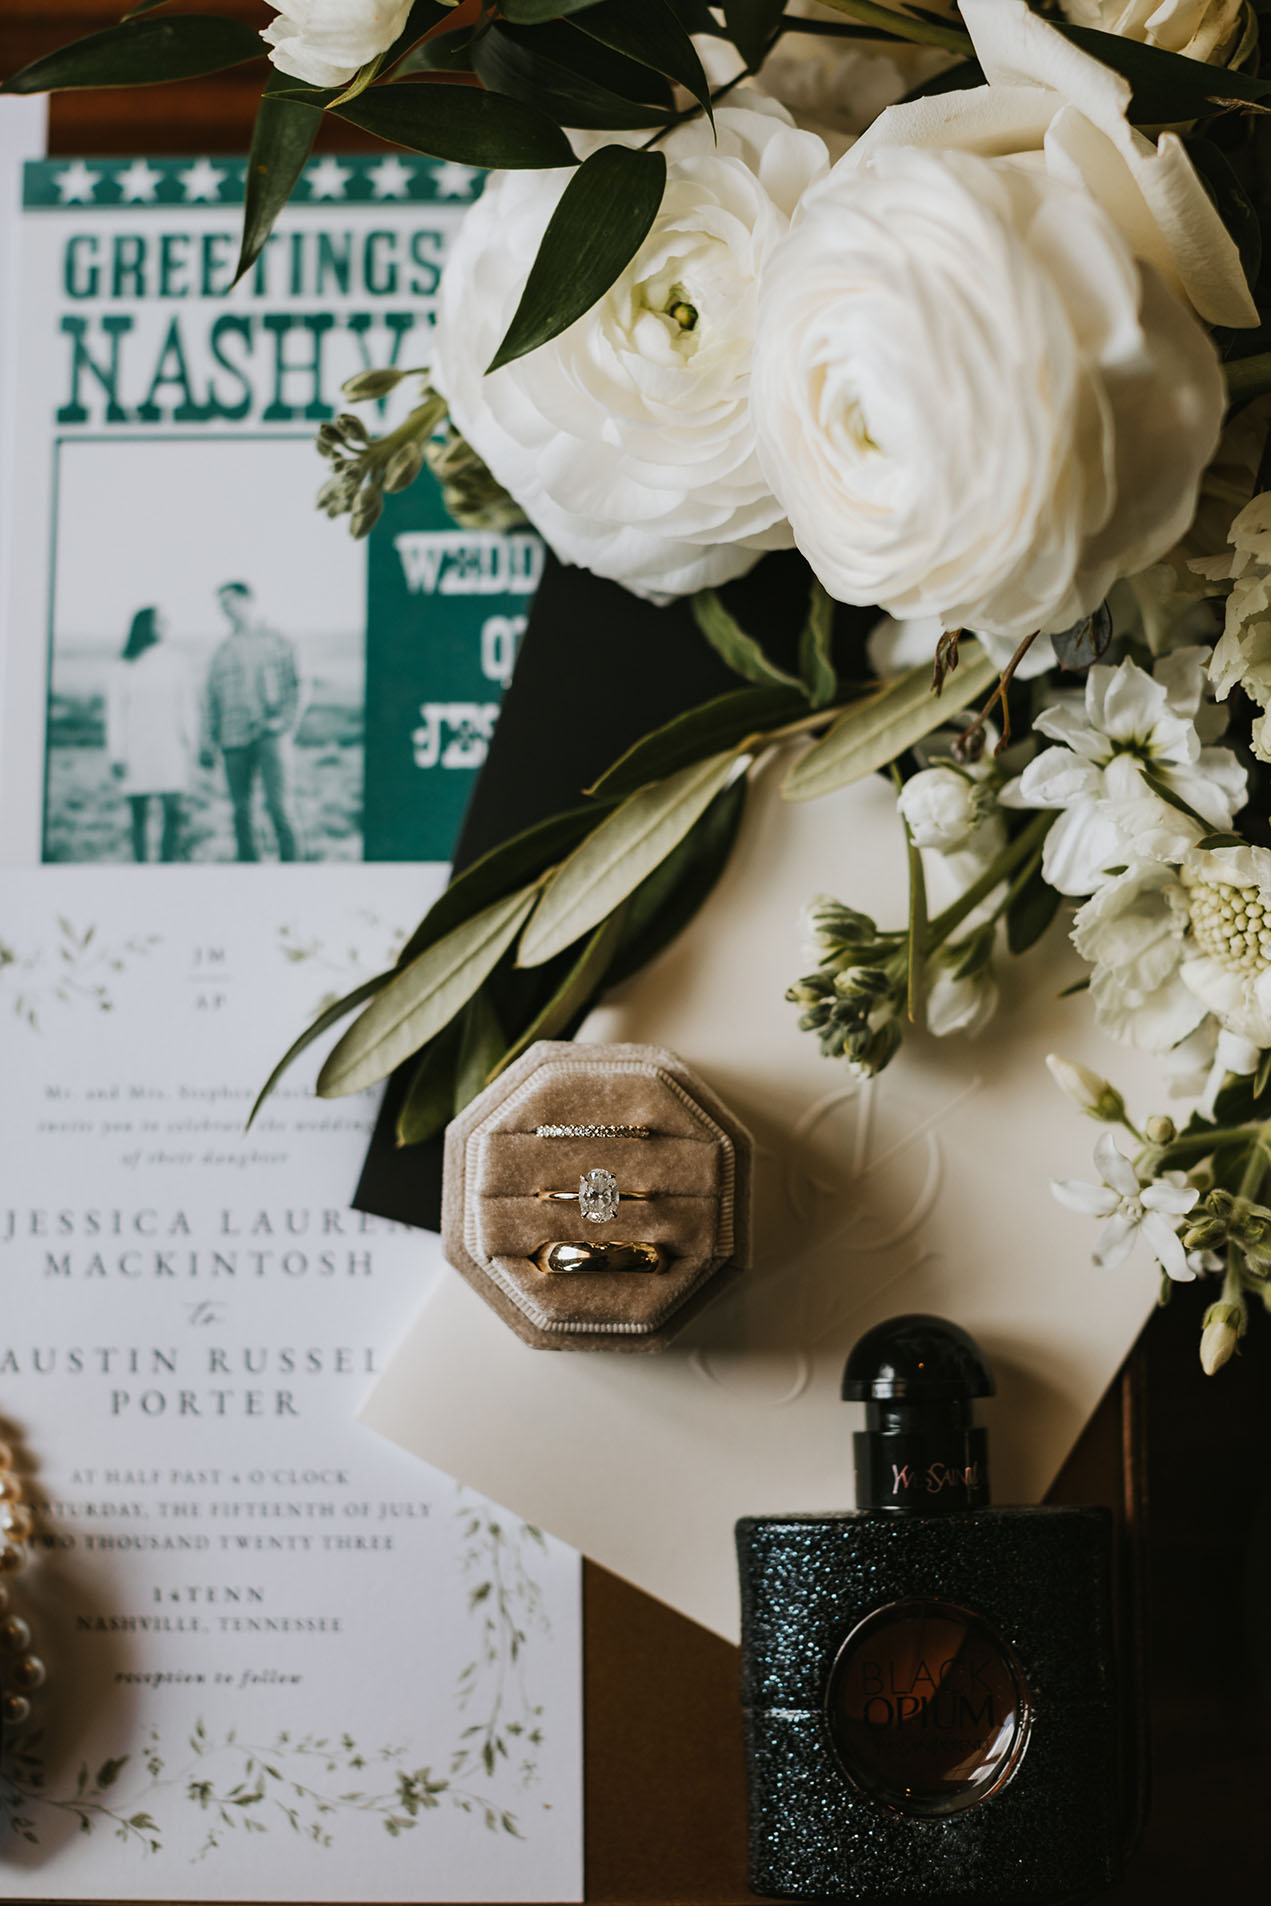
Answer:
0, 866, 582, 1901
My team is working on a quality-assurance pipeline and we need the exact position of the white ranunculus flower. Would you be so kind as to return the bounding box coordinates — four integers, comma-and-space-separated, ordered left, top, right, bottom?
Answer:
261, 0, 414, 87
856, 0, 1256, 329
1058, 0, 1246, 66
1004, 654, 1246, 894
751, 138, 1227, 640
1179, 845, 1271, 1046
1071, 861, 1205, 1050
431, 103, 828, 602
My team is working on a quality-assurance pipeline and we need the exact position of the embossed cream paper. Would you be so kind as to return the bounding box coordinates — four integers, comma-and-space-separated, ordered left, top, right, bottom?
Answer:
361, 764, 1168, 1642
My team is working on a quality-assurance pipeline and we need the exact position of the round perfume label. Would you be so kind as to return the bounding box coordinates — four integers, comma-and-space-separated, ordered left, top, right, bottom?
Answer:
825, 1598, 1031, 1815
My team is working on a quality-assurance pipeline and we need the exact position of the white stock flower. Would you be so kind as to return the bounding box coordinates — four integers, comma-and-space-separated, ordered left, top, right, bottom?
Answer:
1071, 861, 1205, 1051
1045, 1054, 1129, 1122
925, 959, 998, 1039
261, 0, 413, 87
750, 138, 1226, 641
897, 767, 986, 853
1004, 656, 1246, 894
1179, 845, 1271, 1046
1200, 494, 1271, 758
858, 0, 1256, 329
431, 103, 828, 602
1058, 0, 1246, 65
1052, 1130, 1198, 1277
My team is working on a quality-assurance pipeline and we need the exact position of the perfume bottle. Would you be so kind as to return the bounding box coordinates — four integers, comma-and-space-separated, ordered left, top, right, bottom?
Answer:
736, 1315, 1124, 1902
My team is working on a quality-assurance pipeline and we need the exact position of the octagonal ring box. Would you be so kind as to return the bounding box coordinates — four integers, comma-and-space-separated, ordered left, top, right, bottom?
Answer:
441, 1040, 753, 1352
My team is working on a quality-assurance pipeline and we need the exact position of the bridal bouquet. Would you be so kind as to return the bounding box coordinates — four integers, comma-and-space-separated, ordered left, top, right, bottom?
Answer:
15, 0, 1271, 1372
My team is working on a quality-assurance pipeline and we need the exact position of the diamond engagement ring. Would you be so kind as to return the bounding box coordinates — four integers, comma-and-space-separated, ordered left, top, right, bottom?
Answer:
535, 1124, 652, 1139
534, 1168, 653, 1224
532, 1239, 667, 1275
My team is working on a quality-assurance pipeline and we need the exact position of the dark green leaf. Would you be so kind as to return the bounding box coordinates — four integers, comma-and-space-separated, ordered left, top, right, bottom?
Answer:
453, 989, 507, 1112
692, 589, 805, 693
96, 1758, 129, 1791
335, 81, 577, 167
395, 1018, 463, 1146
587, 683, 810, 800
606, 775, 747, 985
318, 882, 541, 1096
491, 907, 625, 1077
1005, 861, 1061, 956
897, 55, 981, 104
1139, 768, 1212, 830
1059, 22, 1271, 121
472, 20, 674, 128
503, 0, 606, 19
236, 76, 325, 285
1186, 135, 1262, 286
574, 0, 713, 120
723, 0, 785, 69
783, 641, 998, 802
518, 751, 740, 966
798, 580, 837, 709
1197, 831, 1247, 850
1050, 601, 1113, 672
3, 14, 263, 92
121, 1, 179, 17
902, 803, 927, 1026
489, 146, 666, 373
1256, 1048, 1271, 1101
248, 971, 389, 1129
396, 806, 602, 971
1056, 975, 1091, 998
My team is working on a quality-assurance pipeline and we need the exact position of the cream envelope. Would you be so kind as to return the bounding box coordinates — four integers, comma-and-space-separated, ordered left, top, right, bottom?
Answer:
360, 758, 1170, 1641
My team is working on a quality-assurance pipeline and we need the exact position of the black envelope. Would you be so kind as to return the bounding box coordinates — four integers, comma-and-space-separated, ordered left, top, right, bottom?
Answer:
353, 548, 871, 1231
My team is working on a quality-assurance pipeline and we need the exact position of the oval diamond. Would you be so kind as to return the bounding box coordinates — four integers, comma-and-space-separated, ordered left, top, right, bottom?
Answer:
579, 1168, 619, 1225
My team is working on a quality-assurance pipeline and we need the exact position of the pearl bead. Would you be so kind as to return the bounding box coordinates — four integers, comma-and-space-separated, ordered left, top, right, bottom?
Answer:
0, 1505, 33, 1541
0, 1584, 12, 1617
1, 1616, 30, 1653
0, 1475, 24, 1505
2, 1692, 31, 1727
13, 1655, 45, 1691
0, 1544, 26, 1575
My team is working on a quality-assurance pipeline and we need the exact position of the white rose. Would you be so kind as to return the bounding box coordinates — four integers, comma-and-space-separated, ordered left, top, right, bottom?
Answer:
431, 103, 828, 602
261, 0, 414, 88
1058, 0, 1245, 66
896, 767, 984, 852
856, 0, 1256, 329
751, 142, 1226, 639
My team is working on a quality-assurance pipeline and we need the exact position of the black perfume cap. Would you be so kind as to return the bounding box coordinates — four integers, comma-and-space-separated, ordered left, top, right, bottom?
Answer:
844, 1315, 993, 1514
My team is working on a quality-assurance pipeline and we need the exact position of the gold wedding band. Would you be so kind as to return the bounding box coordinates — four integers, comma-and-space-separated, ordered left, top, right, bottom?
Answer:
532, 1239, 667, 1275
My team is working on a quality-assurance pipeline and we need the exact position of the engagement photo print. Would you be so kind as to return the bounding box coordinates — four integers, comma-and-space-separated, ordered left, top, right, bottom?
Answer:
44, 436, 364, 864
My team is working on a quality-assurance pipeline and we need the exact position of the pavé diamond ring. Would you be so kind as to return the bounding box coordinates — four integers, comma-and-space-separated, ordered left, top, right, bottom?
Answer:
534, 1168, 654, 1224
534, 1124, 652, 1140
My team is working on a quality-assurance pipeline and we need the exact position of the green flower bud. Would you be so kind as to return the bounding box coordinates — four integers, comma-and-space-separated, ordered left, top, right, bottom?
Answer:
349, 483, 384, 540
1045, 1054, 1128, 1126
1199, 1300, 1245, 1375
1144, 1115, 1176, 1146
382, 440, 426, 495
341, 366, 407, 402
1182, 1217, 1228, 1253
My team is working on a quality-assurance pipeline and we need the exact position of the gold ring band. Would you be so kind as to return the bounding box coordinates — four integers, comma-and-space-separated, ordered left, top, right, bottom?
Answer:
535, 1188, 654, 1203
532, 1239, 667, 1275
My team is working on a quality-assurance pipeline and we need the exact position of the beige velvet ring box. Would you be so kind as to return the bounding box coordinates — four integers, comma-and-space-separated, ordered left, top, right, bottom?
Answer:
441, 1040, 753, 1351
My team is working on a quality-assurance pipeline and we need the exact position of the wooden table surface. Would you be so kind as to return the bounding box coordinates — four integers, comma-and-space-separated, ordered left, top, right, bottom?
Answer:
4, 5, 1270, 1894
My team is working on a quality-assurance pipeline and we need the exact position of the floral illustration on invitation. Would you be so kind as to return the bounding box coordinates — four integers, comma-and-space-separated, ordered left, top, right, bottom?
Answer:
2, 1504, 549, 1859
0, 919, 159, 1029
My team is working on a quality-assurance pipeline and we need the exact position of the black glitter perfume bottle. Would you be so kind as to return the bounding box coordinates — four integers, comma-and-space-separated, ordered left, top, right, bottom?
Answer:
736, 1315, 1124, 1902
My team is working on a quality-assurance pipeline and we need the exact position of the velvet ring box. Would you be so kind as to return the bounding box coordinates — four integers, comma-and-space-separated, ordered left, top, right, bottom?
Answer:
441, 1040, 753, 1351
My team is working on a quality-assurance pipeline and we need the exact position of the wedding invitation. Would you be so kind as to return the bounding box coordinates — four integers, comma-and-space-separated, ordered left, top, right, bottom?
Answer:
0, 866, 583, 1901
